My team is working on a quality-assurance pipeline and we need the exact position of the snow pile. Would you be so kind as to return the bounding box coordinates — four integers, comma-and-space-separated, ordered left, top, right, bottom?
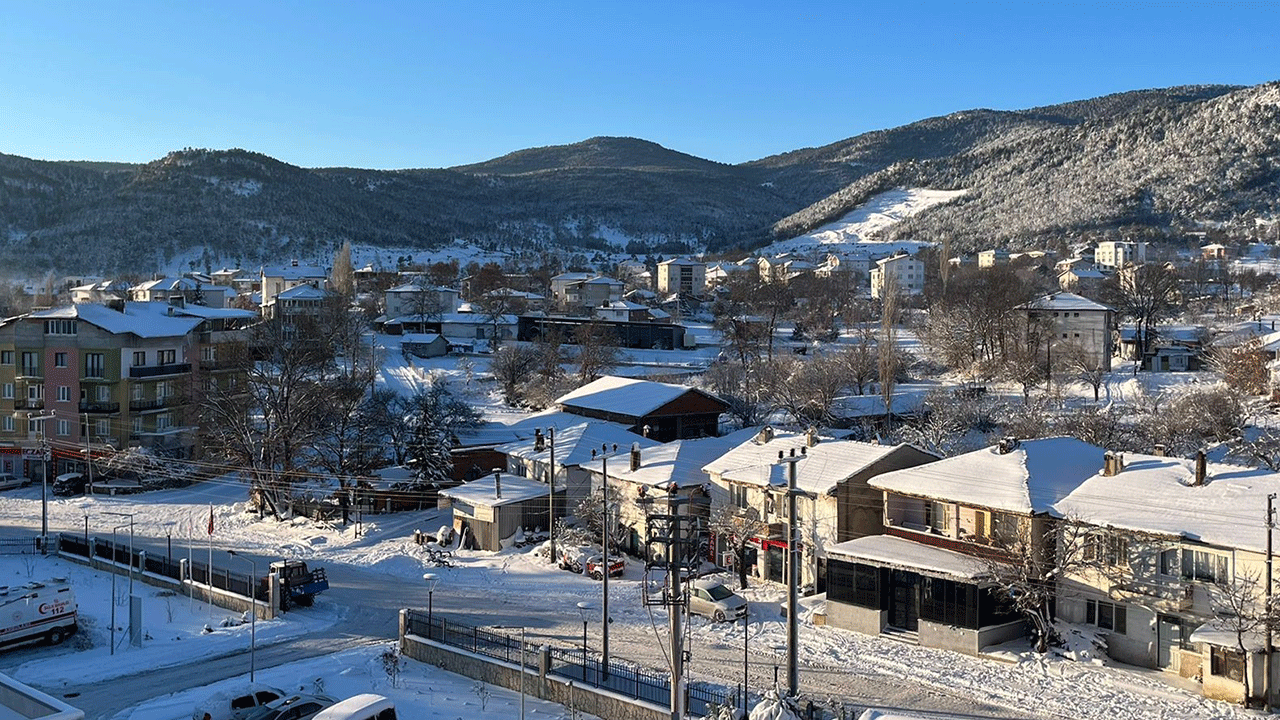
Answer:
749, 688, 802, 720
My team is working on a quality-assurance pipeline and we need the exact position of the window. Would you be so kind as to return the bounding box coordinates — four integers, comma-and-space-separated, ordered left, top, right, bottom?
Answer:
159, 349, 176, 365
201, 346, 216, 362
43, 319, 76, 335
730, 484, 749, 509
96, 385, 109, 402
27, 418, 43, 434
95, 419, 109, 436
56, 419, 69, 436
1085, 599, 1128, 634
85, 353, 104, 378
27, 385, 41, 400
1, 384, 10, 400
56, 386, 70, 403
20, 352, 38, 375
54, 352, 67, 368
925, 501, 951, 534
156, 414, 172, 431
1182, 549, 1228, 583
132, 384, 144, 401
1084, 533, 1129, 567
0, 351, 11, 365
131, 417, 143, 433
1, 417, 10, 432
133, 351, 146, 366
157, 381, 174, 399
1211, 646, 1245, 682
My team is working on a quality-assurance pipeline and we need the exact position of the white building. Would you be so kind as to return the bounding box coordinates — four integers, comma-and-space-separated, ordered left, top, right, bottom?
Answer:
261, 260, 327, 306
656, 258, 705, 295
1095, 241, 1147, 270
870, 254, 924, 299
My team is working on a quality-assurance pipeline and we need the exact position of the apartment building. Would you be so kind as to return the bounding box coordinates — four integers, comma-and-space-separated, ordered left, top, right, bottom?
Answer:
656, 258, 706, 295
870, 253, 924, 299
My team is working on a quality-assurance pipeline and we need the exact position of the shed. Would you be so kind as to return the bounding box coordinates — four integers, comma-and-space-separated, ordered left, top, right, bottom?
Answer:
554, 375, 728, 442
401, 333, 448, 358
438, 473, 550, 551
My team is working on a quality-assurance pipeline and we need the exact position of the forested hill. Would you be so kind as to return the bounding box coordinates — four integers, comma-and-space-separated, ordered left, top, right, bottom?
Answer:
2, 82, 1278, 274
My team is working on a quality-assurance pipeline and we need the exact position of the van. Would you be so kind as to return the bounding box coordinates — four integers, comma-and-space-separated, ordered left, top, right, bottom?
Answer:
52, 473, 87, 496
0, 578, 77, 649
311, 694, 396, 720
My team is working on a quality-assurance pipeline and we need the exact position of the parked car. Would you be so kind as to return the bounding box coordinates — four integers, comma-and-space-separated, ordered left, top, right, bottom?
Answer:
688, 579, 748, 622
312, 694, 396, 720
242, 693, 337, 720
0, 473, 31, 492
585, 554, 625, 580
558, 547, 588, 574
52, 473, 87, 496
190, 683, 286, 720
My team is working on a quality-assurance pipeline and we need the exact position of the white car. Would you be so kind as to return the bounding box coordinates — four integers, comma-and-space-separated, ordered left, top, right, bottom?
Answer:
0, 473, 30, 491
191, 684, 287, 720
688, 579, 748, 622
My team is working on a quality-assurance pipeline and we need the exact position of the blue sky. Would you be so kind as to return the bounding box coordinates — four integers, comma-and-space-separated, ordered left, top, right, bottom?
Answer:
1, 1, 1277, 169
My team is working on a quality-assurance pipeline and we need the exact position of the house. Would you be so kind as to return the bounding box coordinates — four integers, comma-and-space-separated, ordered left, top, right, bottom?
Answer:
1018, 292, 1114, 372
497, 421, 662, 504
825, 437, 1103, 654
617, 259, 648, 280
400, 333, 448, 358
483, 288, 546, 312
870, 254, 924, 299
977, 250, 1010, 268
384, 284, 461, 319
70, 280, 130, 305
1053, 450, 1280, 706
260, 283, 332, 325
1116, 324, 1208, 371
260, 260, 327, 306
656, 259, 705, 295
550, 273, 594, 303
568, 277, 625, 309
516, 314, 688, 350
438, 472, 551, 551
1095, 241, 1146, 270
701, 427, 940, 590
131, 277, 234, 309
1201, 243, 1232, 261
592, 300, 653, 323
704, 261, 751, 289
815, 253, 870, 280
554, 375, 727, 442
1057, 266, 1107, 294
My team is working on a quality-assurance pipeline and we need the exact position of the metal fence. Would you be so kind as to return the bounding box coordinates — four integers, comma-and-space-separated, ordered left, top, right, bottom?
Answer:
405, 610, 736, 717
0, 537, 42, 555
56, 532, 264, 600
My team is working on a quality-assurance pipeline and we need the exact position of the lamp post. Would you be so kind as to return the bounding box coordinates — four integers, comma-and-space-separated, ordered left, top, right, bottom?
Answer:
546, 427, 557, 563
592, 442, 620, 678
575, 601, 592, 683
32, 413, 57, 552
422, 573, 439, 632
742, 610, 750, 714
494, 625, 526, 720
227, 550, 257, 682
103, 511, 135, 601
109, 521, 130, 655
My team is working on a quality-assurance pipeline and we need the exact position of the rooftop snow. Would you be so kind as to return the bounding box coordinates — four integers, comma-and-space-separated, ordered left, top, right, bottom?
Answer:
171, 305, 257, 320
702, 431, 916, 495
578, 427, 760, 489
497, 421, 661, 467
262, 264, 326, 279
555, 375, 709, 418
31, 302, 202, 339
1018, 292, 1112, 312
455, 410, 628, 448
828, 535, 986, 580
275, 284, 329, 299
439, 473, 549, 508
1054, 453, 1280, 554
870, 437, 1105, 515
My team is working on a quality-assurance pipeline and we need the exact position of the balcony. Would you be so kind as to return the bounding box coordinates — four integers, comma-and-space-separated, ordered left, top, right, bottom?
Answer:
129, 363, 190, 379
16, 366, 41, 379
200, 359, 246, 372
129, 397, 175, 412
79, 401, 121, 414
13, 398, 44, 410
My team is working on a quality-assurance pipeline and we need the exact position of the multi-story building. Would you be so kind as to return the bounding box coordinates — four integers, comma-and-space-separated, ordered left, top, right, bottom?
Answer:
1095, 240, 1147, 270
383, 283, 460, 319
656, 258, 706, 295
870, 253, 924, 299
0, 301, 254, 476
1018, 291, 1114, 371
261, 260, 327, 307
131, 276, 234, 308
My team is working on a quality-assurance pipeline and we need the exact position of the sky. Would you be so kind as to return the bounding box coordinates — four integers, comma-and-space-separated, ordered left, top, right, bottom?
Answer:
1, 1, 1278, 170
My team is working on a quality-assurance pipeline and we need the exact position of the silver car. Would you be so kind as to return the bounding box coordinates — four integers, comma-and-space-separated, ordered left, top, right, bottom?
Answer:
243, 694, 338, 720
688, 579, 748, 622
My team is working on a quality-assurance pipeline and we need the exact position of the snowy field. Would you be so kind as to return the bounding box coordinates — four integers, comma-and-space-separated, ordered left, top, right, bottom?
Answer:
761, 188, 968, 257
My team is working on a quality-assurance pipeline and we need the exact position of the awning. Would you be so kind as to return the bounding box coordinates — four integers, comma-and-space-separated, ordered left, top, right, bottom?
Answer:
1189, 620, 1266, 652
827, 535, 988, 581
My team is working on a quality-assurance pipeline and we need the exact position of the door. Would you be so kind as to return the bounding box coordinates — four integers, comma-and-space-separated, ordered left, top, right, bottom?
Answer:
766, 545, 784, 583
889, 570, 920, 631
1157, 614, 1183, 669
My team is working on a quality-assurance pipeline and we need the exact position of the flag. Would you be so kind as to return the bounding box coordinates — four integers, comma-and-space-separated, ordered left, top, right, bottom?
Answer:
207, 504, 214, 536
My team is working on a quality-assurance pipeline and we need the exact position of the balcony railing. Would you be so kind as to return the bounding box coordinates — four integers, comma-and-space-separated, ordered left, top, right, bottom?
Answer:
129, 363, 190, 379
129, 397, 175, 412
79, 401, 121, 414
17, 366, 40, 378
13, 398, 44, 410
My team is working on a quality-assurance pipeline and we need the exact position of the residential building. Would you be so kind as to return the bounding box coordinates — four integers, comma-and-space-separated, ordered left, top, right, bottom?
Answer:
1057, 266, 1108, 295
592, 300, 654, 323
977, 249, 1010, 268
702, 428, 940, 590
260, 284, 332, 330
260, 260, 327, 307
1018, 292, 1114, 372
70, 280, 130, 305
497, 421, 662, 504
131, 276, 233, 308
554, 375, 726, 442
1201, 243, 1231, 261
704, 261, 752, 289
1095, 241, 1147, 270
438, 472, 550, 551
383, 284, 461, 319
656, 258, 705, 295
870, 254, 924, 299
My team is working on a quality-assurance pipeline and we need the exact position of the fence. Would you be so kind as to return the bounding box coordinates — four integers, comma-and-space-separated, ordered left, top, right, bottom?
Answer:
0, 537, 42, 555
56, 532, 266, 600
405, 610, 736, 717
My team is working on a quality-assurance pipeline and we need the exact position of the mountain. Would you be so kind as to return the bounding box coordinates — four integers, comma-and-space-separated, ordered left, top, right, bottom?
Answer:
2, 82, 1278, 275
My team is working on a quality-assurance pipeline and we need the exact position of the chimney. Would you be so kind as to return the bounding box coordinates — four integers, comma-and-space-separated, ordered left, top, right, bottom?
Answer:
642, 424, 651, 438
493, 470, 502, 498
1152, 444, 1166, 457
630, 442, 641, 472
805, 427, 818, 448
1194, 450, 1207, 486
291, 259, 299, 267
757, 426, 774, 444
997, 437, 1019, 454
534, 429, 544, 452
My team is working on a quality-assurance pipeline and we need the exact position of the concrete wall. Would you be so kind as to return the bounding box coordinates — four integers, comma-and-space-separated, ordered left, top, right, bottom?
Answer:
825, 601, 883, 636
399, 611, 669, 720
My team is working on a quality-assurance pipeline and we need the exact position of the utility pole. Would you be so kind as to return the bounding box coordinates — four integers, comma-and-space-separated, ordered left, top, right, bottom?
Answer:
641, 492, 701, 720
668, 503, 685, 720
1267, 493, 1275, 710
547, 427, 557, 563
778, 446, 807, 698
593, 442, 620, 678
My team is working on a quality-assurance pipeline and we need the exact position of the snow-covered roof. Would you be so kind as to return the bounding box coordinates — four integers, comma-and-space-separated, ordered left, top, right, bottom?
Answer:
555, 376, 715, 418
31, 302, 202, 339
498, 421, 661, 467
455, 410, 628, 448
485, 288, 544, 300
581, 276, 623, 286
171, 305, 257, 320
387, 283, 456, 294
702, 430, 925, 495
1059, 267, 1106, 279
134, 277, 199, 292
597, 301, 648, 311
578, 428, 760, 489
1054, 453, 1280, 554
401, 333, 443, 344
658, 258, 701, 267
440, 312, 516, 325
262, 263, 326, 280
1190, 619, 1266, 652
440, 473, 549, 507
870, 437, 1104, 515
1018, 292, 1112, 312
828, 535, 986, 580
275, 284, 329, 300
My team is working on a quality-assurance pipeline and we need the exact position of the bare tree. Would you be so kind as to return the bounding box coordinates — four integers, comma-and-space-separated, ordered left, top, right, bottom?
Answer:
837, 326, 878, 395
709, 504, 768, 589
489, 344, 540, 405
1059, 343, 1108, 402
1209, 337, 1271, 396
983, 518, 1095, 652
879, 273, 901, 418
761, 354, 847, 426
701, 360, 767, 427
1103, 264, 1180, 371
1208, 571, 1269, 707
572, 320, 620, 384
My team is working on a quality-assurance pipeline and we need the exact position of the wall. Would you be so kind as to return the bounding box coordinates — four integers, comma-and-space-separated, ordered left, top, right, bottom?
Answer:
399, 613, 669, 720
825, 600, 884, 636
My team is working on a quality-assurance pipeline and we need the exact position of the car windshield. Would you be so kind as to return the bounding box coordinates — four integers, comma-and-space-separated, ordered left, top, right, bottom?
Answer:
705, 584, 734, 601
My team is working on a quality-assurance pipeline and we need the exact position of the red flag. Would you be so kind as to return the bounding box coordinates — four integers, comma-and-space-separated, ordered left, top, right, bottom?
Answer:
207, 505, 214, 536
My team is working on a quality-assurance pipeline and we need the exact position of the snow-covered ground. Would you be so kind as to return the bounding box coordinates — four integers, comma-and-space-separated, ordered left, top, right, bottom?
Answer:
762, 188, 967, 257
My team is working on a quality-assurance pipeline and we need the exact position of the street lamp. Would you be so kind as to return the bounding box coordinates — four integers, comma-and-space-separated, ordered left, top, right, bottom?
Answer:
423, 573, 439, 633
31, 413, 57, 551
575, 601, 592, 683
103, 511, 135, 601
591, 442, 621, 677
227, 550, 257, 683
494, 625, 526, 720
109, 522, 130, 655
